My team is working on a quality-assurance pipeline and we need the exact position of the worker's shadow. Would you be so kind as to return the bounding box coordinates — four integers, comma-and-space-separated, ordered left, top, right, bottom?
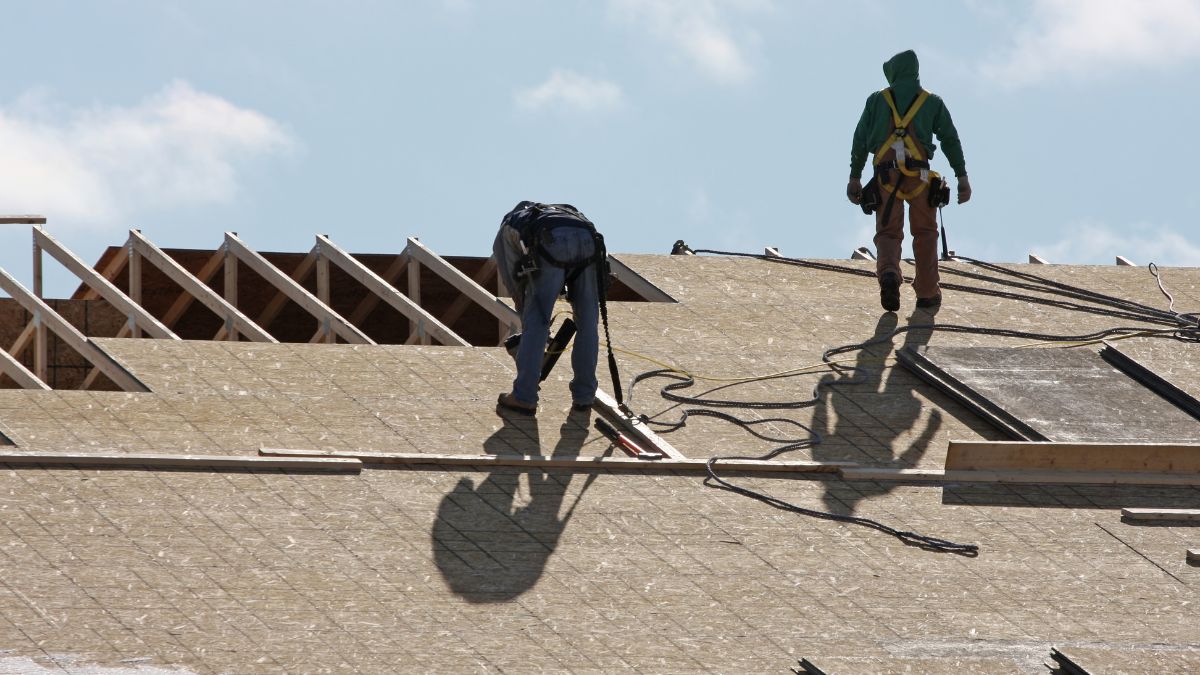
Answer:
811, 310, 941, 516
431, 414, 587, 603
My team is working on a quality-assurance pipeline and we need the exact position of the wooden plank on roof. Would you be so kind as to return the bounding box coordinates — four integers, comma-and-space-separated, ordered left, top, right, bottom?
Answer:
404, 237, 520, 333
33, 227, 179, 340
128, 230, 277, 343
0, 215, 46, 224
0, 347, 50, 390
840, 467, 1200, 486
946, 440, 1200, 474
261, 448, 849, 473
0, 451, 361, 471
1121, 508, 1200, 522
224, 232, 374, 345
316, 235, 468, 347
0, 268, 148, 392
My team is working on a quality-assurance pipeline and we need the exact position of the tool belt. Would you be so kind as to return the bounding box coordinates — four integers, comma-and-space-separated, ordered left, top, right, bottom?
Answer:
875, 157, 930, 172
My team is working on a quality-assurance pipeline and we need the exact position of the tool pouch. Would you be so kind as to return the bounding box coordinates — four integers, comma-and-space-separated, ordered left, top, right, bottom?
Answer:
927, 175, 951, 208
859, 176, 881, 215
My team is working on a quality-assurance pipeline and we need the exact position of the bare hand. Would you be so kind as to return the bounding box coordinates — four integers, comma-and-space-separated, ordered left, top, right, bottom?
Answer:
957, 176, 972, 204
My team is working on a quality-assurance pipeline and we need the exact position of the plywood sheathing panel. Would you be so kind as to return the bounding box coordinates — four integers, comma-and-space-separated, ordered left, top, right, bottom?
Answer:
0, 255, 1199, 671
0, 338, 611, 457
0, 468, 1196, 672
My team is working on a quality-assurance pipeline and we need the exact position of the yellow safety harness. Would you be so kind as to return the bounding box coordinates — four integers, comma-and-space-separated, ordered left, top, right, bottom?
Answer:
872, 88, 939, 200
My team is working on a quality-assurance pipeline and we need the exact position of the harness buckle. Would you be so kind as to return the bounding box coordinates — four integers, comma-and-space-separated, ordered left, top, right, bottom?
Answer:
893, 128, 907, 137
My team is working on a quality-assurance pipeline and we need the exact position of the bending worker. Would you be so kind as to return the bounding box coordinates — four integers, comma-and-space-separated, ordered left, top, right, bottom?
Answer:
847, 49, 971, 311
494, 201, 603, 417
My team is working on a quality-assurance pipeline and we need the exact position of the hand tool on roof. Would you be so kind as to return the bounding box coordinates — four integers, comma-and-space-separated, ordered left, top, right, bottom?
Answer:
594, 418, 662, 460
504, 317, 578, 381
540, 317, 576, 381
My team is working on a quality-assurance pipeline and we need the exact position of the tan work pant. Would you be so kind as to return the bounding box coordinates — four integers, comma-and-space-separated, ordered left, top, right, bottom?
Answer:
873, 169, 940, 299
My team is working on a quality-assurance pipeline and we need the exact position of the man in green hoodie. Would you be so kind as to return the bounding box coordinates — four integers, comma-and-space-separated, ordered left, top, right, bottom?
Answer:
847, 50, 970, 312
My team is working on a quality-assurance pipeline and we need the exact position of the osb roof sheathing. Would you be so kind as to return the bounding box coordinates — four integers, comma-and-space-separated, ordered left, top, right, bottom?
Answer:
1, 254, 1199, 673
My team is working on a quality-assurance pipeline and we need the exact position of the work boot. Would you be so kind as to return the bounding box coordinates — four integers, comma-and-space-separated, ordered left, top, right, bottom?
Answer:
496, 392, 536, 416
916, 293, 942, 309
879, 271, 901, 312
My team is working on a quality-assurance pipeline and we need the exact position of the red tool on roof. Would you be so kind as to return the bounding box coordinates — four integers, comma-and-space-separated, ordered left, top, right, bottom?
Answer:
594, 418, 663, 460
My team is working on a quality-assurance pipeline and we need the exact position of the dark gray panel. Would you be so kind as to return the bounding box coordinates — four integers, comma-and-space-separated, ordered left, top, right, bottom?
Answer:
900, 346, 1200, 443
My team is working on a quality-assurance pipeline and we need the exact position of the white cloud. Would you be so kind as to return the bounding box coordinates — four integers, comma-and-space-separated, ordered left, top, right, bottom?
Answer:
1033, 221, 1200, 266
983, 0, 1200, 86
608, 0, 769, 84
0, 80, 294, 230
514, 70, 625, 113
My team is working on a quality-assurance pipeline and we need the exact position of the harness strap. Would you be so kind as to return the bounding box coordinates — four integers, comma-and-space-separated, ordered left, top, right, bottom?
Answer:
872, 88, 934, 199
874, 89, 929, 171
520, 205, 624, 401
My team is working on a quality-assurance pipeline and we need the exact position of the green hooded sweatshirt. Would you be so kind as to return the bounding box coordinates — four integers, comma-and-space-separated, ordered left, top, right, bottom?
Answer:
849, 50, 967, 179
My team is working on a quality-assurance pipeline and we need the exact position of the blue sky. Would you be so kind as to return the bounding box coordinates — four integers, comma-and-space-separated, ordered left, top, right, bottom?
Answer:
3, 0, 1200, 296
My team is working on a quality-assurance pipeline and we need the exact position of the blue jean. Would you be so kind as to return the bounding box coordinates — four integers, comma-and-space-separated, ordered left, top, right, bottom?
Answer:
512, 227, 599, 406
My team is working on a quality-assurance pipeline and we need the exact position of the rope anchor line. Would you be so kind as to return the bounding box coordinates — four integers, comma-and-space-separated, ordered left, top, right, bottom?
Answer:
623, 248, 1200, 556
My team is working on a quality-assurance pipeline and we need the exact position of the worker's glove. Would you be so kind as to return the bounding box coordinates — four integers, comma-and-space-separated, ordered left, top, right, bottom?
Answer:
957, 176, 972, 204
846, 177, 863, 204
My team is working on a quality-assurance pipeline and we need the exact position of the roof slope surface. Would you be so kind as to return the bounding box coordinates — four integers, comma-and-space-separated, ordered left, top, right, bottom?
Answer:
1, 254, 1198, 672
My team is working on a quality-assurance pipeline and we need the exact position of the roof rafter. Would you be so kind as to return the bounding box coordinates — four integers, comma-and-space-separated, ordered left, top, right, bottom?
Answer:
314, 235, 468, 347
128, 230, 277, 343
34, 227, 179, 340
223, 232, 374, 345
0, 345, 49, 390
0, 267, 147, 392
404, 237, 520, 335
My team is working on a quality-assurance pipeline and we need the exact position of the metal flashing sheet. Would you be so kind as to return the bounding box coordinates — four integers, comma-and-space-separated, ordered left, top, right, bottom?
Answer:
898, 346, 1200, 443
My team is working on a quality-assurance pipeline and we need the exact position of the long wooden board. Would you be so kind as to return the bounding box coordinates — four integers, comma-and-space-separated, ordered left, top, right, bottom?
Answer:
261, 448, 850, 473
1121, 508, 1200, 522
0, 451, 361, 471
841, 466, 1200, 486
946, 440, 1200, 474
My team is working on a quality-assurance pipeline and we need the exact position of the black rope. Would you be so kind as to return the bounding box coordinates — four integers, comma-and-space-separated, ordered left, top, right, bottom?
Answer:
627, 247, 1200, 557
